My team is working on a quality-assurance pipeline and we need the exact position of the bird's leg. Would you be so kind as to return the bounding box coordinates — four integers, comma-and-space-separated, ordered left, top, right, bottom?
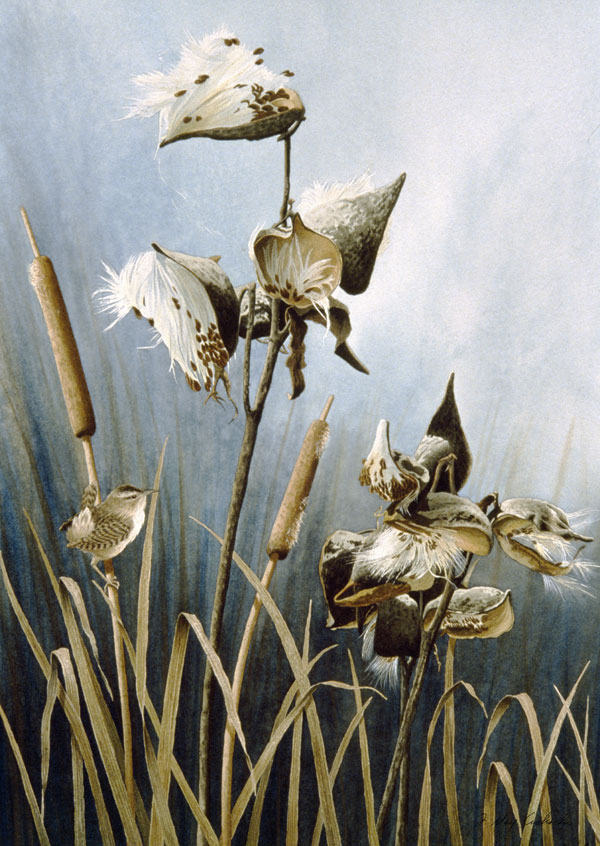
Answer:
89, 557, 120, 592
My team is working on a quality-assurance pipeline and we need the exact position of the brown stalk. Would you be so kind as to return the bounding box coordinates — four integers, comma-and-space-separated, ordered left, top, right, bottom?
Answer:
21, 209, 137, 828
219, 396, 334, 844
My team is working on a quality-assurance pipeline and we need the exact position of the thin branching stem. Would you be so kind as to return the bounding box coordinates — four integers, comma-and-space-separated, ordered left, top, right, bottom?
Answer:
395, 658, 412, 846
242, 285, 256, 416
198, 297, 284, 845
376, 578, 457, 838
279, 135, 292, 222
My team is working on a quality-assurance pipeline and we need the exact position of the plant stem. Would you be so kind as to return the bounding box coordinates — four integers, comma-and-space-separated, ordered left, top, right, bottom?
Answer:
198, 299, 284, 845
81, 435, 136, 822
376, 579, 456, 838
280, 135, 292, 222
220, 554, 278, 845
394, 658, 412, 846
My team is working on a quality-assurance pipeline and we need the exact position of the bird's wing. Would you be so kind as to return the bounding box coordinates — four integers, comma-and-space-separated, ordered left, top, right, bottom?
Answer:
67, 514, 132, 551
80, 482, 99, 511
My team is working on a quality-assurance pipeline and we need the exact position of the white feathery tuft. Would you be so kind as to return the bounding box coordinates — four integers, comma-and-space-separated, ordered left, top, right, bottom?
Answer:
95, 251, 227, 392
354, 524, 466, 590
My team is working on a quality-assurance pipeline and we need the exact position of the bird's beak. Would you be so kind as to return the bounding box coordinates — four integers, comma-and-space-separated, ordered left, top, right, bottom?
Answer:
145, 489, 159, 495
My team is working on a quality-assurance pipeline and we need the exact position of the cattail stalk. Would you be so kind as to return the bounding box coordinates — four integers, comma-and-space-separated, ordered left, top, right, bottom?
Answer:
21, 209, 136, 827
219, 396, 333, 845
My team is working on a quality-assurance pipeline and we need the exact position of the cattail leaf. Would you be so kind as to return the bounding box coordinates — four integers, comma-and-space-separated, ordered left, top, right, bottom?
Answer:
141, 724, 179, 846
0, 554, 116, 845
348, 651, 378, 846
482, 761, 522, 845
0, 703, 51, 846
553, 686, 600, 825
555, 757, 600, 841
57, 578, 143, 845
418, 681, 486, 846
148, 614, 190, 846
136, 438, 168, 715
59, 577, 113, 700
40, 652, 60, 822
476, 689, 553, 843
245, 645, 337, 845
520, 664, 589, 846
193, 518, 342, 846
310, 699, 373, 846
93, 583, 219, 846
286, 604, 312, 846
442, 640, 462, 846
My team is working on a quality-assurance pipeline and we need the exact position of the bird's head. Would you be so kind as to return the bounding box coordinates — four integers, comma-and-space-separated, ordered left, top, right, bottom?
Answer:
105, 485, 157, 515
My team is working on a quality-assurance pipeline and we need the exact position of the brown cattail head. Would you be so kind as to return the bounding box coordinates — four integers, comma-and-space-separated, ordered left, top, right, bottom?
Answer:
267, 396, 333, 560
28, 255, 96, 438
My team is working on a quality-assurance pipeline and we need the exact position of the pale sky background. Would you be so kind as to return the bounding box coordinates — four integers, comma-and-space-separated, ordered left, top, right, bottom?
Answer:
1, 1, 600, 842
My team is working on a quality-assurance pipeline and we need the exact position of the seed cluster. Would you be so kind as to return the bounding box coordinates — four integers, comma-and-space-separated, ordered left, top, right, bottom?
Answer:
359, 456, 420, 503
242, 84, 292, 123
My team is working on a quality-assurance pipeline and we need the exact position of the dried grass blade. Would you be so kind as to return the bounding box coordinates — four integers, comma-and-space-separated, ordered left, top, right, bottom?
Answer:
149, 614, 190, 846
24, 510, 60, 597
58, 578, 143, 845
52, 648, 86, 846
555, 757, 600, 842
194, 518, 342, 846
0, 550, 51, 677
182, 612, 255, 789
418, 681, 486, 846
579, 700, 589, 846
233, 688, 316, 832
482, 761, 522, 845
443, 640, 462, 846
348, 651, 378, 846
246, 647, 337, 846
476, 690, 553, 845
521, 663, 589, 846
94, 586, 219, 846
136, 438, 168, 714
0, 554, 115, 845
142, 724, 180, 846
553, 686, 600, 825
286, 604, 313, 846
310, 699, 373, 846
0, 703, 51, 846
40, 650, 60, 821
60, 576, 113, 700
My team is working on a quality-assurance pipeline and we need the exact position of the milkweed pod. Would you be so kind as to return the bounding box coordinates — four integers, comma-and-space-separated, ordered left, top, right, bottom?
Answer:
373, 596, 421, 658
297, 173, 406, 295
388, 492, 493, 557
129, 31, 305, 146
318, 529, 367, 628
415, 373, 472, 494
359, 419, 429, 508
251, 214, 342, 311
492, 497, 593, 576
424, 587, 514, 639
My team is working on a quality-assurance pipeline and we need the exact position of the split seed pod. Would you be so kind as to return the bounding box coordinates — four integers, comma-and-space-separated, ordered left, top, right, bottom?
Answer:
492, 498, 593, 576
298, 173, 406, 295
424, 587, 514, 639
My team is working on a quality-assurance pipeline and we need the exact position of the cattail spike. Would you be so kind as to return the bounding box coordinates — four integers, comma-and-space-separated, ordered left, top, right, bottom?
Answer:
25, 216, 96, 438
267, 398, 333, 560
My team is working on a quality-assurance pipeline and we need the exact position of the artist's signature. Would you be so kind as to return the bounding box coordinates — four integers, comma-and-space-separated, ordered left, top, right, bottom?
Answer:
478, 811, 574, 829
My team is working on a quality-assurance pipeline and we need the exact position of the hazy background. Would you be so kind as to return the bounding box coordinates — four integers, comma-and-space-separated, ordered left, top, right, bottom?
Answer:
1, 1, 599, 843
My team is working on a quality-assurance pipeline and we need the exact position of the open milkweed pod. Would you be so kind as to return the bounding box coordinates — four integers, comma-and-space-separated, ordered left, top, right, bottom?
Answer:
319, 530, 367, 629
129, 31, 304, 146
96, 245, 239, 399
359, 419, 430, 510
297, 173, 406, 295
251, 214, 342, 311
492, 498, 594, 577
334, 524, 445, 607
424, 587, 514, 639
413, 373, 472, 494
387, 492, 493, 556
373, 596, 421, 658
